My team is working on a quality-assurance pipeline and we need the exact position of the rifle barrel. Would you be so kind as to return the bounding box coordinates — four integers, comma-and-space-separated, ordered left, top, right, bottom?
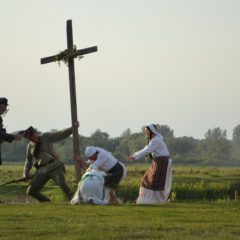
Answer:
3, 176, 32, 185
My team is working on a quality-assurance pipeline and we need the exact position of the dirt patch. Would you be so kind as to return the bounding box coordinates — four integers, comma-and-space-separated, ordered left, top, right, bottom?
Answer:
0, 195, 38, 204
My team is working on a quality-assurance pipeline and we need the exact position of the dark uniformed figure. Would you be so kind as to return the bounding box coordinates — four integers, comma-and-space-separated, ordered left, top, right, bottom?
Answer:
22, 122, 79, 202
0, 97, 22, 165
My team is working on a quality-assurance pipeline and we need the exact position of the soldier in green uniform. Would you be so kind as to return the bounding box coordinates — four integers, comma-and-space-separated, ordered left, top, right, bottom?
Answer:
22, 122, 79, 202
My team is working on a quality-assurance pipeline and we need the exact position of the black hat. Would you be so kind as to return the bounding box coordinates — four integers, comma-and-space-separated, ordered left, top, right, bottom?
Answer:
22, 126, 37, 138
0, 97, 8, 105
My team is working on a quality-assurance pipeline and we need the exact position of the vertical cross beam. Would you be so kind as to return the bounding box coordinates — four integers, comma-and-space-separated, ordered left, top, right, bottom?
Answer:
66, 20, 81, 180
40, 20, 97, 181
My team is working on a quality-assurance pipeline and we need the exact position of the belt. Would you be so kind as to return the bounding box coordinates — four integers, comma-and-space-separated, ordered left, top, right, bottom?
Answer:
37, 159, 55, 169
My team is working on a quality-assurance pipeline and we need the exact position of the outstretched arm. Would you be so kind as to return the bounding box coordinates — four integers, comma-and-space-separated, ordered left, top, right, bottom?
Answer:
0, 131, 21, 143
48, 121, 79, 142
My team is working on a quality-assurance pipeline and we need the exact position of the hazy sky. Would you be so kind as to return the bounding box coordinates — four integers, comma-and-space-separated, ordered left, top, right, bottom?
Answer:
1, 0, 240, 139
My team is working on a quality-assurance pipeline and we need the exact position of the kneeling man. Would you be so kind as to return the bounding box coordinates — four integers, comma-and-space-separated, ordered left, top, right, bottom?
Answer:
71, 168, 110, 205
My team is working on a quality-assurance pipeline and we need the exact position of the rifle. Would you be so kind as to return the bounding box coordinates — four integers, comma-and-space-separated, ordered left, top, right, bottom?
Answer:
2, 175, 33, 185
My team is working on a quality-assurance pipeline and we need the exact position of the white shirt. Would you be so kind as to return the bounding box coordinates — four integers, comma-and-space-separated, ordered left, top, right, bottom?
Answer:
90, 147, 118, 172
133, 134, 170, 160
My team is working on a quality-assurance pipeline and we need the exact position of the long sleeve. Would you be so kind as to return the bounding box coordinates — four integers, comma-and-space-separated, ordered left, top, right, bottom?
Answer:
133, 138, 160, 160
0, 117, 15, 142
133, 134, 170, 160
0, 132, 15, 142
23, 142, 34, 177
46, 127, 73, 143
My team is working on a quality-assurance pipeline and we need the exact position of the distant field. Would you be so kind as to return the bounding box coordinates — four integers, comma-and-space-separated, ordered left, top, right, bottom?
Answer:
1, 164, 240, 203
1, 165, 240, 239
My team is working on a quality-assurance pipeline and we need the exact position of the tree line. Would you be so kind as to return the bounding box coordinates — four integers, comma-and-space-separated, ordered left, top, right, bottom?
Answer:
1, 124, 240, 166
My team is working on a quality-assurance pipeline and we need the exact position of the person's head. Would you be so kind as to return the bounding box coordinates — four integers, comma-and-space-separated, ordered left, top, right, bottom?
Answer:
85, 146, 98, 161
22, 126, 38, 142
145, 124, 158, 140
0, 97, 8, 115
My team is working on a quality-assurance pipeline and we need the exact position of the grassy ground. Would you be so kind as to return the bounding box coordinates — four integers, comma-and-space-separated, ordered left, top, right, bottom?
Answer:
1, 202, 240, 240
1, 165, 240, 239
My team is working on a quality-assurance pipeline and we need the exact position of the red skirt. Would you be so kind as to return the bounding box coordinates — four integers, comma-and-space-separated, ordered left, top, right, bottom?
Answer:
141, 156, 169, 191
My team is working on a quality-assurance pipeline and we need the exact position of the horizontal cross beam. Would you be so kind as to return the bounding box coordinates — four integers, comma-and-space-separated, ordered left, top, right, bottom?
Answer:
40, 46, 98, 64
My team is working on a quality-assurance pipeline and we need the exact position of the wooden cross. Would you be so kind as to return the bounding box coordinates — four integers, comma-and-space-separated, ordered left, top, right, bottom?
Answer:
41, 19, 97, 180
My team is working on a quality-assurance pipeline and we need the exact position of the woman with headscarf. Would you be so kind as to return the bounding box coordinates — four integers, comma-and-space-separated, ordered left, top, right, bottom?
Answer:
77, 146, 127, 204
129, 124, 172, 204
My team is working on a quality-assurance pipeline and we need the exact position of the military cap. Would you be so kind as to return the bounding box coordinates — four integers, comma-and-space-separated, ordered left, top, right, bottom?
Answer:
0, 97, 8, 105
22, 126, 37, 138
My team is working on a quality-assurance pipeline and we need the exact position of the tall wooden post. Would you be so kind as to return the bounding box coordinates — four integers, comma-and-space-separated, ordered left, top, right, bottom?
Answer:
40, 20, 97, 180
66, 20, 81, 180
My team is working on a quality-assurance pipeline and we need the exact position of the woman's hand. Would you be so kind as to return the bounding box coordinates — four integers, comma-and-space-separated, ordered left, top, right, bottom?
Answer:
128, 154, 135, 161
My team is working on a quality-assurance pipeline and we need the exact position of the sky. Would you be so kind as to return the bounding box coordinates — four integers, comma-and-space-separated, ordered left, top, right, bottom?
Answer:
1, 0, 240, 139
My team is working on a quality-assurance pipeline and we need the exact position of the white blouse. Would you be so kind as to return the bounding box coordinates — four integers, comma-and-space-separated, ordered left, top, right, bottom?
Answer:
133, 134, 170, 160
90, 147, 118, 172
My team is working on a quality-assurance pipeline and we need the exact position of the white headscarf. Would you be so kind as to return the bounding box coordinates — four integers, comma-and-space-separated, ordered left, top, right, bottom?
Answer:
85, 146, 97, 158
147, 124, 158, 135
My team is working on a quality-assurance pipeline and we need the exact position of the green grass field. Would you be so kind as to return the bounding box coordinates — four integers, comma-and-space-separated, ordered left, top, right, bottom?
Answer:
1, 202, 240, 239
1, 164, 240, 239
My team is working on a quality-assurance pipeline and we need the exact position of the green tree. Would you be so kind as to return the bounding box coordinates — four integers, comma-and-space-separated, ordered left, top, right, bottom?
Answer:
167, 137, 201, 165
231, 124, 240, 164
199, 127, 231, 165
115, 129, 147, 162
1, 139, 28, 162
156, 124, 174, 140
168, 137, 197, 155
232, 125, 240, 147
